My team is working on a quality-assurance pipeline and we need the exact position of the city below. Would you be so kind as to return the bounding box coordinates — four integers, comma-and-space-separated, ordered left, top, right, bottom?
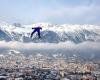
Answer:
0, 51, 100, 80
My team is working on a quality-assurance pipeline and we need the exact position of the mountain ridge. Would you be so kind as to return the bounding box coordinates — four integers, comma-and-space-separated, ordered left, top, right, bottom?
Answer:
0, 22, 100, 43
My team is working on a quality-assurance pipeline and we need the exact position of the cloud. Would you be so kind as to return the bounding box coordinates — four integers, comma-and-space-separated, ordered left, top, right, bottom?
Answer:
0, 41, 100, 50
33, 2, 100, 25
0, 0, 100, 25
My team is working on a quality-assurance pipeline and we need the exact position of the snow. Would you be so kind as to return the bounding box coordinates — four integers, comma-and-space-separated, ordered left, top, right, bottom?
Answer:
62, 78, 70, 80
0, 54, 5, 57
0, 22, 100, 34
8, 50, 21, 55
36, 53, 43, 57
0, 21, 100, 43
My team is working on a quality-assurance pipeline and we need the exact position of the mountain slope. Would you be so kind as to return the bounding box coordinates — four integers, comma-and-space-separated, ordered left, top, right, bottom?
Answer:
0, 22, 100, 43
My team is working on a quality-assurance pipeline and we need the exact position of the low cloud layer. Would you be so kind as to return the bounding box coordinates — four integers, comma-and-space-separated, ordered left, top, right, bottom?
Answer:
0, 41, 100, 50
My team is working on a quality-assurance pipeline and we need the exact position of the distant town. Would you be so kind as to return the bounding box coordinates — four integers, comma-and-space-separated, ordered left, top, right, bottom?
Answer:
0, 51, 100, 80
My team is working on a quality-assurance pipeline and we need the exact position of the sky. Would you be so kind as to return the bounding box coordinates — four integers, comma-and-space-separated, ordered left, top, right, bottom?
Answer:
0, 0, 100, 25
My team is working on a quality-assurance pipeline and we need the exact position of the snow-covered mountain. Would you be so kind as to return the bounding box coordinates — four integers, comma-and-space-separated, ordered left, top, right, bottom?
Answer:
0, 22, 100, 43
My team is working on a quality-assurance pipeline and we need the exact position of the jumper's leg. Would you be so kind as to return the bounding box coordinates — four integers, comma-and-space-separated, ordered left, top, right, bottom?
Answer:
30, 30, 36, 38
38, 31, 41, 38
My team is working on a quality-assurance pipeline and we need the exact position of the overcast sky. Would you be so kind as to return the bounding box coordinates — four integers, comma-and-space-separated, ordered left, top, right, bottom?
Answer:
0, 0, 100, 25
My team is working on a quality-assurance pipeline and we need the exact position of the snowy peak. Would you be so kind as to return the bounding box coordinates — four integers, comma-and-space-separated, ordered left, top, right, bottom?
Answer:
0, 22, 100, 43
